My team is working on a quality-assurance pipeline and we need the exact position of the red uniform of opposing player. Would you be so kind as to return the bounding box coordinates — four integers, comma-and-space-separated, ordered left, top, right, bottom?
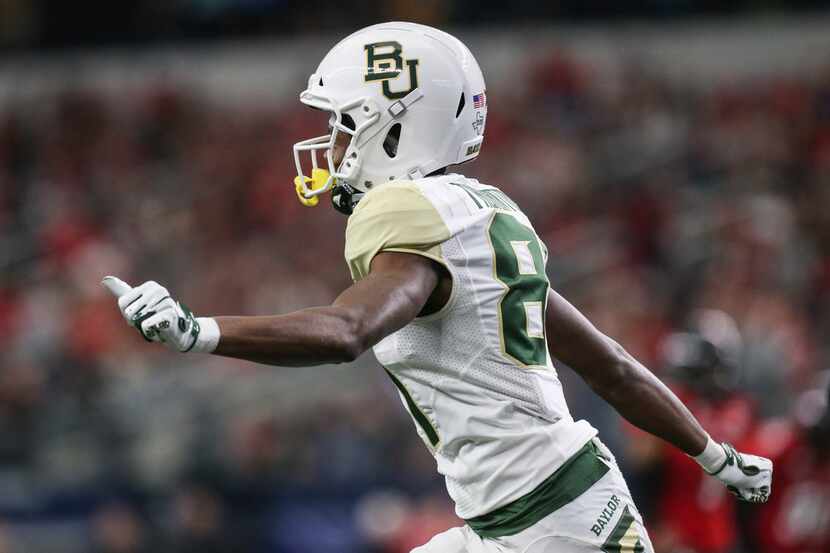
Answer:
748, 381, 830, 553
655, 390, 758, 553
626, 310, 760, 553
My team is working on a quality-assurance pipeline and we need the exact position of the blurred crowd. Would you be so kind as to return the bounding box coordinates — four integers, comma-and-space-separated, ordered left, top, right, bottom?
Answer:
1, 39, 830, 553
3, 0, 828, 51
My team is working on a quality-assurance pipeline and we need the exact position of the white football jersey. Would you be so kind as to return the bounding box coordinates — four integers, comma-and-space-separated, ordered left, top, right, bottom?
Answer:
344, 174, 597, 519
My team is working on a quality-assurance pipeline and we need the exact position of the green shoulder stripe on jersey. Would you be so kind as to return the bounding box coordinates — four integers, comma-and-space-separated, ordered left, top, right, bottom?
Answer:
465, 440, 609, 538
602, 506, 645, 553
384, 369, 440, 447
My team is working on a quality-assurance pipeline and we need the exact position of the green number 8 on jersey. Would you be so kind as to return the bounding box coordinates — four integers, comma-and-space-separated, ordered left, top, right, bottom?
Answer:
488, 212, 549, 367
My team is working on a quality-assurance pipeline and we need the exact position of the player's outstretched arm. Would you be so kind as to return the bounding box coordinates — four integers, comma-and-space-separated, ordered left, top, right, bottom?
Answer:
102, 251, 441, 367
545, 289, 772, 503
213, 252, 441, 366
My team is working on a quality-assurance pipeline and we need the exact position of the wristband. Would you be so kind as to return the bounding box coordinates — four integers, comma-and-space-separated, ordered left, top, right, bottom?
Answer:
693, 435, 728, 474
190, 317, 221, 353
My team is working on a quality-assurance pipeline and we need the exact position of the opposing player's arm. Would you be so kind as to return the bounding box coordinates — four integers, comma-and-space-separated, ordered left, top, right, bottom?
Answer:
212, 252, 440, 366
545, 289, 773, 502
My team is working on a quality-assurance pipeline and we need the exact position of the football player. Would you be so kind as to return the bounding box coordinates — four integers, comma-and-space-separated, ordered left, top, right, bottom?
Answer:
102, 22, 772, 552
748, 376, 830, 553
627, 310, 760, 553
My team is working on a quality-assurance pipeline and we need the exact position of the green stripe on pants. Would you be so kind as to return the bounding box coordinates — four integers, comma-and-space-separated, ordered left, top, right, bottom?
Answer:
466, 441, 609, 538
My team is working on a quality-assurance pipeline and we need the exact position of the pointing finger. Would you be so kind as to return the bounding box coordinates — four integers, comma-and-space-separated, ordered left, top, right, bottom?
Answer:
102, 276, 133, 297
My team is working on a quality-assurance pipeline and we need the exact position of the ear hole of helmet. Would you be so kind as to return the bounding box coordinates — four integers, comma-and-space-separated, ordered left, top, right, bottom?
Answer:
456, 92, 465, 118
383, 123, 402, 158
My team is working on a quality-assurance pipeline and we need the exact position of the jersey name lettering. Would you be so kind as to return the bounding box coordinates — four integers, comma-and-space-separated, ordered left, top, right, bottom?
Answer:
451, 181, 520, 212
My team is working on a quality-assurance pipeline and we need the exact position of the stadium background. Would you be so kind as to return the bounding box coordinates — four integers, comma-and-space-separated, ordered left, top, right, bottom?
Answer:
1, 2, 830, 552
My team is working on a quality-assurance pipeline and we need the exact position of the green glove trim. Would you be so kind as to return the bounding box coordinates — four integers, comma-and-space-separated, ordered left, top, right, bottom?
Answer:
132, 310, 157, 342
179, 302, 201, 352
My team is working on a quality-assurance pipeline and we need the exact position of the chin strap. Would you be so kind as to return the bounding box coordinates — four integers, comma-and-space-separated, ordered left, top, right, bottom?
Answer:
331, 181, 364, 215
387, 88, 424, 118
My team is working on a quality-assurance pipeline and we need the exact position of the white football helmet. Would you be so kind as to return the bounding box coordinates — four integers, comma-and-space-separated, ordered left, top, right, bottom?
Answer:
292, 21, 487, 214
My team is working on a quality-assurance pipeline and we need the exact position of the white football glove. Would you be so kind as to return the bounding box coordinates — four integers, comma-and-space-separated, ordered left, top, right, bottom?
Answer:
707, 442, 773, 503
102, 276, 219, 353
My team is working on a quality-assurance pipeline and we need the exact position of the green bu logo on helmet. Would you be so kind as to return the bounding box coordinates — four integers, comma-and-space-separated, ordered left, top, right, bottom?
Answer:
364, 41, 419, 100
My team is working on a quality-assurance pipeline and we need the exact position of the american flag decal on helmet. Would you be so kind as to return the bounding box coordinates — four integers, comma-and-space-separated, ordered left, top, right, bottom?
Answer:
473, 92, 486, 109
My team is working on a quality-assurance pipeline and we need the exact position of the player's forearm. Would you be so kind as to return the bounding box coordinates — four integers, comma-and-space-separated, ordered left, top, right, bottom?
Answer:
101, 254, 436, 368
595, 352, 774, 504
212, 306, 367, 366
545, 290, 708, 456
592, 341, 708, 456
163, 253, 436, 368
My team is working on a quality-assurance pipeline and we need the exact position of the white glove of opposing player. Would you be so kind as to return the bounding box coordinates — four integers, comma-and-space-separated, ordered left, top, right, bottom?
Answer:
708, 442, 773, 503
102, 276, 218, 353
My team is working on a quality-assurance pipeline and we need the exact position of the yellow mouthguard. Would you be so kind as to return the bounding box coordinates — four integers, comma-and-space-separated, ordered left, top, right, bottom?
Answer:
294, 168, 332, 207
